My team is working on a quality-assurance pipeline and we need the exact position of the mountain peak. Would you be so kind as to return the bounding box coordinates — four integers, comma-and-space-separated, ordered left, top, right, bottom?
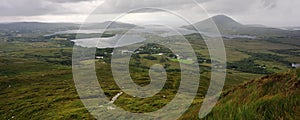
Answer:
211, 15, 233, 20
182, 15, 243, 34
182, 14, 287, 36
209, 15, 242, 26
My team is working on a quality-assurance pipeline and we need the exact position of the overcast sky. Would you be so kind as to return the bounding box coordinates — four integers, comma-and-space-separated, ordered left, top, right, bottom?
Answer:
0, 0, 299, 27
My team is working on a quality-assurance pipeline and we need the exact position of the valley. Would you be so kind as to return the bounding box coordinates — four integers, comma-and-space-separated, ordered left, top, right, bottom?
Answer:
0, 15, 299, 119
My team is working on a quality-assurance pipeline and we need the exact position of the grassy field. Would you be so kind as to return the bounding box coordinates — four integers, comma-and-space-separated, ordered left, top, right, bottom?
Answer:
0, 32, 299, 119
203, 69, 300, 120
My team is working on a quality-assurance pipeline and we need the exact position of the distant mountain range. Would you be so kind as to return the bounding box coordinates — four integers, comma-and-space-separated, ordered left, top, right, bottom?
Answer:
281, 26, 300, 31
0, 21, 137, 34
79, 21, 138, 30
183, 15, 299, 37
1, 16, 299, 37
0, 22, 79, 33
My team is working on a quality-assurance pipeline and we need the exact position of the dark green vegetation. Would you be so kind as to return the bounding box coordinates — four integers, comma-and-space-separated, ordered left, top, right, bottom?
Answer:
227, 52, 290, 74
0, 18, 300, 119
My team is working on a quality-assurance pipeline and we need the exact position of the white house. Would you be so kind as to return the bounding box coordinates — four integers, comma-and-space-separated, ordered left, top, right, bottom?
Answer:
96, 56, 104, 59
292, 63, 300, 68
186, 58, 193, 61
121, 50, 134, 54
176, 54, 183, 59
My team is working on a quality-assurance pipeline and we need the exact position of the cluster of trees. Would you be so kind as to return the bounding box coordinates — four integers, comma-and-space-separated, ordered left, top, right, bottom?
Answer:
226, 51, 293, 74
143, 55, 157, 60
7, 36, 50, 43
95, 48, 114, 63
227, 59, 273, 74
244, 51, 289, 65
271, 49, 300, 57
138, 43, 172, 54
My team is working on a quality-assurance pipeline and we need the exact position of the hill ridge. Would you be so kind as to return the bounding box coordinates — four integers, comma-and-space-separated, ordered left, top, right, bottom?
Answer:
204, 69, 300, 119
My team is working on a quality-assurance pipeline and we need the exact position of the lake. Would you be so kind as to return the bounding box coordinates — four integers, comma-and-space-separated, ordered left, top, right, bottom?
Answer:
55, 26, 256, 48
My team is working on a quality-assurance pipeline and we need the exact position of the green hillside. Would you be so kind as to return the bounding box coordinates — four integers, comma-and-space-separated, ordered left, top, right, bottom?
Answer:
203, 69, 300, 120
0, 20, 299, 119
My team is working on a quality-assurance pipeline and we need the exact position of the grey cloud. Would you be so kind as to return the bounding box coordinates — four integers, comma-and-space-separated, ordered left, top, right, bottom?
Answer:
0, 0, 100, 16
261, 0, 277, 9
95, 0, 211, 14
0, 0, 276, 17
0, 0, 299, 27
47, 0, 97, 3
203, 0, 257, 15
201, 0, 279, 15
0, 0, 61, 16
94, 0, 279, 15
